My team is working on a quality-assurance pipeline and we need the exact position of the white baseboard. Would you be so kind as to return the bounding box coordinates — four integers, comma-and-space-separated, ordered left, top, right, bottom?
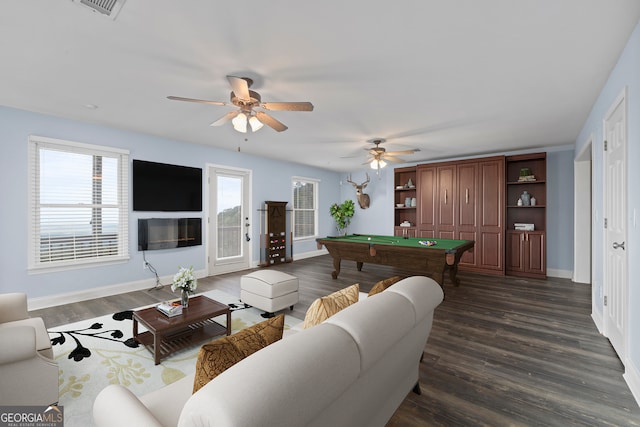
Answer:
293, 248, 328, 260
591, 308, 603, 334
28, 269, 207, 311
546, 268, 572, 279
624, 359, 640, 408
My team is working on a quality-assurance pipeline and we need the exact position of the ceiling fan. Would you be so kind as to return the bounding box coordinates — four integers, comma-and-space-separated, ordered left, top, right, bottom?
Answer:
363, 139, 419, 171
167, 75, 314, 133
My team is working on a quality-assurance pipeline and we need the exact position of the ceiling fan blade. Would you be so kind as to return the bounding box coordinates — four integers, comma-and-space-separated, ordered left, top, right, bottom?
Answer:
362, 158, 375, 165
255, 111, 288, 132
227, 76, 251, 100
385, 149, 419, 156
261, 102, 314, 111
167, 96, 227, 106
382, 155, 405, 163
210, 110, 240, 126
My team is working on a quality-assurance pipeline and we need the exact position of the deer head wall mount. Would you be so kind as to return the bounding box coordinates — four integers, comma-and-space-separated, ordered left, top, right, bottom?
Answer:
347, 173, 370, 209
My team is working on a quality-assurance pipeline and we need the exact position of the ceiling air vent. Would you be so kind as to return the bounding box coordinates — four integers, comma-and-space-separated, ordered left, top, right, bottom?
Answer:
73, 0, 126, 20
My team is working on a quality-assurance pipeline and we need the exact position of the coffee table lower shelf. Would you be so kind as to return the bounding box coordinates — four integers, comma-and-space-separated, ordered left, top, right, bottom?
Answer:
136, 318, 228, 364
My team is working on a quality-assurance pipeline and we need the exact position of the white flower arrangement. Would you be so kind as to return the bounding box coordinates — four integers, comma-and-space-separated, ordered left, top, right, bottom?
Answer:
171, 266, 197, 294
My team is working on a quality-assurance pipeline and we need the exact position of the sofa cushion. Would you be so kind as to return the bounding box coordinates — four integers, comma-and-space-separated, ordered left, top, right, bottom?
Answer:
303, 283, 359, 329
368, 276, 402, 297
192, 314, 284, 393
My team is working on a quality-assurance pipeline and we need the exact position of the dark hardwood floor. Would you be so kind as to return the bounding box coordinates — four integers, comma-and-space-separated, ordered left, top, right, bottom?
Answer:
32, 255, 640, 426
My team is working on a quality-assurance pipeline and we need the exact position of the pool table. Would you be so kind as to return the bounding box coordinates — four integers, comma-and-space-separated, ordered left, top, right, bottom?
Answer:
316, 234, 475, 287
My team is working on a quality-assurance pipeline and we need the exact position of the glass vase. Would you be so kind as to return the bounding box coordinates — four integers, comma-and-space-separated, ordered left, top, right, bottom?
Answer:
181, 289, 190, 308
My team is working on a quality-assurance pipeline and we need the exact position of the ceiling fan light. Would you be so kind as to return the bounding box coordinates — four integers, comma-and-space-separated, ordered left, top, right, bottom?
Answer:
248, 115, 264, 132
231, 112, 248, 133
370, 158, 387, 170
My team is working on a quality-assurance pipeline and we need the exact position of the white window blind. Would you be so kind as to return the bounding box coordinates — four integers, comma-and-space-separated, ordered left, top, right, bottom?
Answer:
28, 136, 129, 271
292, 177, 318, 239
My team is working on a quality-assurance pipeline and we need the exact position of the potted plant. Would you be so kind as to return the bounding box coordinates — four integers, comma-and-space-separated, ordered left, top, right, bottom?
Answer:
330, 199, 355, 236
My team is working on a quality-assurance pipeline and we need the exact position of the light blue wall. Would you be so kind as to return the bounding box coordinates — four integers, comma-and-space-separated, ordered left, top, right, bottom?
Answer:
344, 149, 575, 275
546, 149, 575, 274
575, 21, 640, 369
0, 106, 341, 299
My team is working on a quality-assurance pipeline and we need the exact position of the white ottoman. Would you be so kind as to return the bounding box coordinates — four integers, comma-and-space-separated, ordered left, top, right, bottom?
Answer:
240, 270, 299, 317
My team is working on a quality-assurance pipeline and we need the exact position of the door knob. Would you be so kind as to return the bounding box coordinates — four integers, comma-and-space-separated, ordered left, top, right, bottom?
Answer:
613, 241, 625, 250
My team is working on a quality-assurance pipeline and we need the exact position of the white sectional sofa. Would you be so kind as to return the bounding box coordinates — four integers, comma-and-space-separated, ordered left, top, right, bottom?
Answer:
93, 276, 444, 427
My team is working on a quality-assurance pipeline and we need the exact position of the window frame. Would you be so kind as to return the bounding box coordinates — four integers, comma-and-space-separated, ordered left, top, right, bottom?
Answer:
27, 135, 130, 273
291, 176, 319, 241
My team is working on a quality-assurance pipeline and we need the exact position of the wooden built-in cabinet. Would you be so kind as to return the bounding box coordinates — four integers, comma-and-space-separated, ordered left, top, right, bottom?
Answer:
395, 153, 547, 278
413, 156, 504, 275
505, 153, 546, 278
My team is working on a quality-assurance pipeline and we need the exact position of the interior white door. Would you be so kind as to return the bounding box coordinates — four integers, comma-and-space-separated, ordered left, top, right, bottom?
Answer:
603, 89, 628, 360
208, 166, 251, 275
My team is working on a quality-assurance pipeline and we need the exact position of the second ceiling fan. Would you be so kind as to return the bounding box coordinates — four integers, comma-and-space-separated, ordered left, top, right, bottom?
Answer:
168, 75, 314, 132
364, 138, 419, 171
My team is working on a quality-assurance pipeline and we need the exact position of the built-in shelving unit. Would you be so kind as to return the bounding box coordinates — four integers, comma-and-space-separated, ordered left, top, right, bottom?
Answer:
505, 153, 546, 278
393, 166, 417, 237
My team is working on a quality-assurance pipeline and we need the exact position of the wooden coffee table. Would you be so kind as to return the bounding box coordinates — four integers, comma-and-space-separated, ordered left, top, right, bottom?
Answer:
133, 295, 231, 365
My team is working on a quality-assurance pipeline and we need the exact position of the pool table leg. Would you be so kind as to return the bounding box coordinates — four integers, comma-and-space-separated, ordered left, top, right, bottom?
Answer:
356, 261, 363, 271
331, 257, 341, 279
448, 263, 461, 287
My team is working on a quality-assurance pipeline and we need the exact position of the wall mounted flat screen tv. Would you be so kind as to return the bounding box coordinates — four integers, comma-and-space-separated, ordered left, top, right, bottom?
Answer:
133, 160, 202, 211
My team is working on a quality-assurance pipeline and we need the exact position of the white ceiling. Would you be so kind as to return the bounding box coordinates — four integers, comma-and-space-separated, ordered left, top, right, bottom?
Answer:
1, 1, 639, 172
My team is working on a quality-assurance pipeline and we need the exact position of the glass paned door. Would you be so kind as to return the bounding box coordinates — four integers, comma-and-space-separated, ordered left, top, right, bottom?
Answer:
209, 167, 251, 274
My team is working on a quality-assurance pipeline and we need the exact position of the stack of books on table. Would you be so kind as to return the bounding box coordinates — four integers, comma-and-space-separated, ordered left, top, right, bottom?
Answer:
156, 301, 183, 317
514, 223, 535, 231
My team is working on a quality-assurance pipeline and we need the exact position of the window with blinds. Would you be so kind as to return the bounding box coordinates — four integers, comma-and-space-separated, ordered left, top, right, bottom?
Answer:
292, 177, 319, 239
28, 136, 130, 271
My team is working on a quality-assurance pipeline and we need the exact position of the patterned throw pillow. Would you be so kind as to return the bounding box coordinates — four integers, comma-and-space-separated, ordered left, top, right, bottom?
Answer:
302, 283, 359, 329
192, 314, 285, 393
368, 276, 403, 297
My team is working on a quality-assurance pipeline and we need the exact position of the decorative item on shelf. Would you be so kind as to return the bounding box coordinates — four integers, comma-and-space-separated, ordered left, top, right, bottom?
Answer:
517, 198, 523, 206
514, 223, 535, 231
405, 197, 412, 207
411, 197, 417, 207
406, 178, 414, 188
396, 203, 405, 208
172, 266, 197, 308
531, 196, 537, 206
330, 199, 355, 236
518, 167, 536, 182
400, 220, 411, 227
520, 191, 531, 206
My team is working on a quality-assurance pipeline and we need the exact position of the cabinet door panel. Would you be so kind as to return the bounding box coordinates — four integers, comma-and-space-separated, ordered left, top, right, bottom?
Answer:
479, 160, 503, 228
479, 231, 503, 270
417, 167, 436, 234
457, 163, 477, 228
505, 231, 524, 272
458, 230, 477, 266
526, 232, 545, 275
437, 165, 456, 234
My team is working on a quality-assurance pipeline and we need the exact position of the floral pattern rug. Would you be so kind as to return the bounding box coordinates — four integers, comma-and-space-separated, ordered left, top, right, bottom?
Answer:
48, 289, 302, 427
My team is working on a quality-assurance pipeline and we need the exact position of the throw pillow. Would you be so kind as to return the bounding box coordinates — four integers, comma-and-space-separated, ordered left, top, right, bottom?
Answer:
192, 313, 284, 393
302, 283, 359, 329
368, 276, 402, 297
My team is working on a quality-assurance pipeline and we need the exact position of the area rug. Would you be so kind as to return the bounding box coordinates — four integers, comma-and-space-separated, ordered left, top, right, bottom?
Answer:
48, 290, 302, 427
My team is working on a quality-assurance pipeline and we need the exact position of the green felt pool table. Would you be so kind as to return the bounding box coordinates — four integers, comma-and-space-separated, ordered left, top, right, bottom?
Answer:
316, 234, 475, 287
